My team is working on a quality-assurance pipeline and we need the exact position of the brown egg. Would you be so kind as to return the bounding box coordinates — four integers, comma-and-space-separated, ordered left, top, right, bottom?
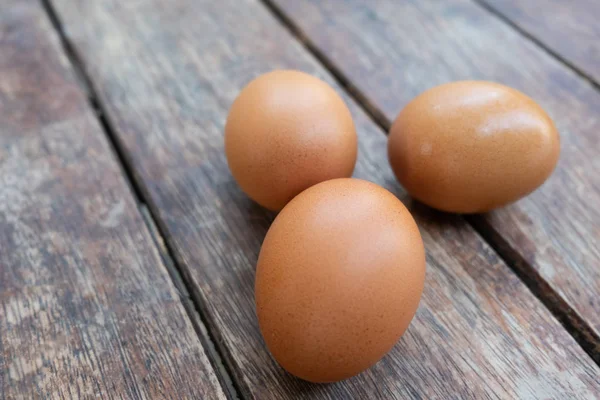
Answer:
255, 178, 426, 383
388, 81, 560, 213
225, 70, 357, 211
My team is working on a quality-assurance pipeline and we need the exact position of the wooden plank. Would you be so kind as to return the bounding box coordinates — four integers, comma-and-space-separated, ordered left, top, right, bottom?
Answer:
49, 0, 600, 398
0, 2, 226, 399
269, 0, 600, 353
480, 0, 600, 83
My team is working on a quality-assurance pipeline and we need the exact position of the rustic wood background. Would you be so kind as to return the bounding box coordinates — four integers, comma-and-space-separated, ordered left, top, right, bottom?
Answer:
1, 0, 599, 398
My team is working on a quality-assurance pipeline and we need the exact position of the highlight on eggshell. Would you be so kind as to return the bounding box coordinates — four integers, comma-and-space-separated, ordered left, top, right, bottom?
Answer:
255, 178, 426, 383
388, 81, 560, 214
224, 70, 358, 211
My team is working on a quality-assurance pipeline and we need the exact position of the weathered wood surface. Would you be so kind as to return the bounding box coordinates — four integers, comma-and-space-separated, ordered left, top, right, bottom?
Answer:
481, 0, 600, 83
49, 0, 600, 398
0, 2, 226, 398
270, 0, 600, 352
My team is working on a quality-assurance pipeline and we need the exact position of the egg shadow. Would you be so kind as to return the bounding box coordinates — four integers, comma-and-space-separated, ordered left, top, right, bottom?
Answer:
403, 193, 500, 242
225, 178, 277, 268
381, 176, 469, 229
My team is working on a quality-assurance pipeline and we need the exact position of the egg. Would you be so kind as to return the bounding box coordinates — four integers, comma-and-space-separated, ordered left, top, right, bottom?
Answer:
255, 178, 426, 382
388, 81, 560, 213
225, 70, 357, 211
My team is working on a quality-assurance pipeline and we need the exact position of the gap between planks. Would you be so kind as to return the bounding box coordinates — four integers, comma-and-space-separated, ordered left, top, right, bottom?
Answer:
40, 0, 242, 398
259, 0, 600, 365
472, 0, 600, 100
140, 206, 240, 400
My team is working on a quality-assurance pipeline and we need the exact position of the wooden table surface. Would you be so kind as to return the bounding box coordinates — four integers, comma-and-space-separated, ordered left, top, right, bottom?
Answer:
1, 0, 599, 398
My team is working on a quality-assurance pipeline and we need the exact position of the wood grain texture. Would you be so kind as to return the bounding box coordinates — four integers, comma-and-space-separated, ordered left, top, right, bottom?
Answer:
270, 0, 600, 352
480, 0, 600, 83
0, 2, 226, 399
49, 0, 600, 398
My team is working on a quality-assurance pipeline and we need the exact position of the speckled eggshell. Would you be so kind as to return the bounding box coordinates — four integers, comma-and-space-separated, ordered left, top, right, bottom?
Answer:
388, 81, 560, 213
255, 178, 426, 383
225, 70, 357, 211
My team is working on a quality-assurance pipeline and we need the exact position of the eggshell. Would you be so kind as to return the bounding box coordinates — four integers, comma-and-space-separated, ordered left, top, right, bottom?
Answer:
388, 81, 560, 213
255, 178, 426, 382
225, 70, 357, 211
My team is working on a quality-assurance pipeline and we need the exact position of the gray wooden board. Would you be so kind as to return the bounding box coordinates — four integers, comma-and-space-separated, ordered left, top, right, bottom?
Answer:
481, 0, 600, 83
50, 0, 600, 398
271, 0, 600, 353
0, 1, 225, 398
